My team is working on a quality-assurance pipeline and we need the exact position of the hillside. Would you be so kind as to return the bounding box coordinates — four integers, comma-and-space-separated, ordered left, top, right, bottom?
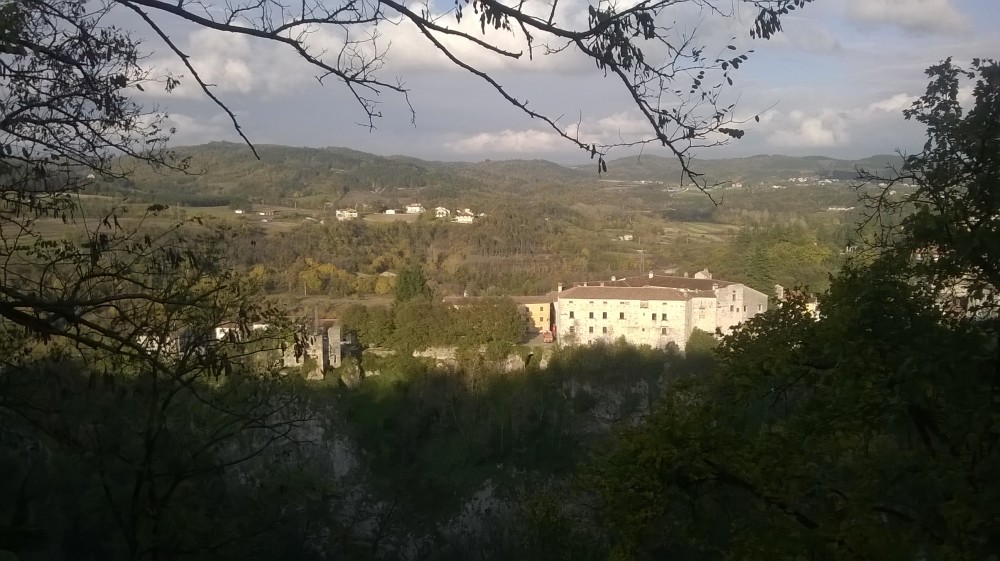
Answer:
94, 142, 903, 206
590, 153, 905, 184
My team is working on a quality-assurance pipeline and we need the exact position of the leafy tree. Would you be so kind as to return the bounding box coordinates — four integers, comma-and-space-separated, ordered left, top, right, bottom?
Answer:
0, 214, 324, 559
858, 57, 1000, 316
581, 60, 1000, 561
455, 298, 525, 347
394, 263, 431, 303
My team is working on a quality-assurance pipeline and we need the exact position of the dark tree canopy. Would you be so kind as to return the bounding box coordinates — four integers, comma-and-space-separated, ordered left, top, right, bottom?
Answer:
858, 58, 1000, 317
581, 58, 1000, 561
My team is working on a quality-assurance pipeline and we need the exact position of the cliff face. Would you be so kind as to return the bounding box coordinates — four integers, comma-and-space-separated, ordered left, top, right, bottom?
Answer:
229, 344, 676, 559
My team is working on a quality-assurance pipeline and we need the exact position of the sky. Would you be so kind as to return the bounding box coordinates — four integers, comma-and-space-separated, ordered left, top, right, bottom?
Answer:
124, 0, 1000, 165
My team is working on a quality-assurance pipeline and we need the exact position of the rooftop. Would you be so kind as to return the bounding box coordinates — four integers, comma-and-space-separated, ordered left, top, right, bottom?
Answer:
601, 273, 734, 291
558, 285, 690, 301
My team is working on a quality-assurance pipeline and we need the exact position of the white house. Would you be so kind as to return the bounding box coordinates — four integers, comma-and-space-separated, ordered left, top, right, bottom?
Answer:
435, 207, 451, 218
453, 209, 476, 223
384, 209, 397, 215
405, 203, 425, 214
335, 208, 358, 221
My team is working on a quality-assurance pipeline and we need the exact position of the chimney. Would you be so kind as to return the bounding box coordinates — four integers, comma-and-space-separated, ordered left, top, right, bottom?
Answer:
557, 283, 563, 293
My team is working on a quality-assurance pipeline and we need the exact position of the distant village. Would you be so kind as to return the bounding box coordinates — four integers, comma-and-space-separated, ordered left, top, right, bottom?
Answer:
232, 202, 485, 224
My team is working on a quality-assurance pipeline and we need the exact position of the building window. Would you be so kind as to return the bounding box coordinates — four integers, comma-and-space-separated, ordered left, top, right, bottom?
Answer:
602, 326, 608, 334
651, 313, 657, 321
539, 306, 544, 312
589, 312, 594, 319
602, 311, 607, 319
619, 301, 626, 305
588, 326, 594, 333
758, 304, 763, 312
730, 305, 734, 312
569, 311, 574, 319
619, 312, 625, 320
743, 305, 747, 312
732, 292, 737, 301
661, 327, 667, 335
569, 326, 575, 333
640, 301, 649, 308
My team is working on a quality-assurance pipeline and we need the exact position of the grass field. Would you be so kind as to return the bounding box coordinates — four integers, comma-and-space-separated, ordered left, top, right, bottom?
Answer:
363, 213, 421, 224
661, 222, 739, 243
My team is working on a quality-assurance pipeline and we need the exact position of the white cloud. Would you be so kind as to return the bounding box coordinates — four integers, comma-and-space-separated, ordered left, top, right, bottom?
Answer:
588, 112, 650, 141
845, 0, 968, 34
444, 129, 563, 153
768, 109, 849, 148
163, 112, 239, 146
866, 93, 916, 114
443, 109, 668, 155
141, 29, 311, 99
764, 17, 841, 53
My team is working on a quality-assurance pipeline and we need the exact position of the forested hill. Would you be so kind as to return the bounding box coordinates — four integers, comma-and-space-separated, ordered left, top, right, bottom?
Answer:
101, 141, 903, 206
592, 153, 905, 183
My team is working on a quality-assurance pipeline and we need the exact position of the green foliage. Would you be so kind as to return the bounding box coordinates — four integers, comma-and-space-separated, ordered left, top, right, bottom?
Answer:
705, 223, 837, 293
683, 328, 718, 375
454, 298, 524, 348
339, 303, 394, 348
585, 265, 999, 560
580, 59, 1000, 561
860, 58, 1000, 313
343, 343, 679, 505
394, 263, 431, 303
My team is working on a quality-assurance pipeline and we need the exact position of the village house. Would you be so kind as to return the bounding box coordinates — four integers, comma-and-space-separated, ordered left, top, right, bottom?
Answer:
405, 203, 425, 214
511, 295, 554, 334
453, 209, 476, 223
335, 208, 358, 221
435, 206, 451, 218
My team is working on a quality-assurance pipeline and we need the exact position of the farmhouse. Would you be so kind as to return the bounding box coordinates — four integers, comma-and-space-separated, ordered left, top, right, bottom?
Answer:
405, 203, 425, 214
335, 208, 358, 221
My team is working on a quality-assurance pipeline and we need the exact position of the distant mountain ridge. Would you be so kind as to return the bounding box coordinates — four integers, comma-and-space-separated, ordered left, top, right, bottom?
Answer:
110, 141, 904, 205
590, 153, 904, 183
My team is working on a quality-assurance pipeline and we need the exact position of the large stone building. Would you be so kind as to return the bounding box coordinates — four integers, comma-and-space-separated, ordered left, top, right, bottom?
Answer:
554, 270, 768, 349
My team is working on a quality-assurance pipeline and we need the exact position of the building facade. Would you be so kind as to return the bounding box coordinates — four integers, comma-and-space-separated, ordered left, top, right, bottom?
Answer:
511, 296, 553, 334
554, 271, 768, 349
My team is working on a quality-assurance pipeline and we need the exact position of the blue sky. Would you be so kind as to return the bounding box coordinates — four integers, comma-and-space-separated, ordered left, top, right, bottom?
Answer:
129, 0, 1000, 164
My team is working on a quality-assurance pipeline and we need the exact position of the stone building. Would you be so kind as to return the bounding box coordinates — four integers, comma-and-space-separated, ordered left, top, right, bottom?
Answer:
282, 323, 342, 380
554, 270, 768, 349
